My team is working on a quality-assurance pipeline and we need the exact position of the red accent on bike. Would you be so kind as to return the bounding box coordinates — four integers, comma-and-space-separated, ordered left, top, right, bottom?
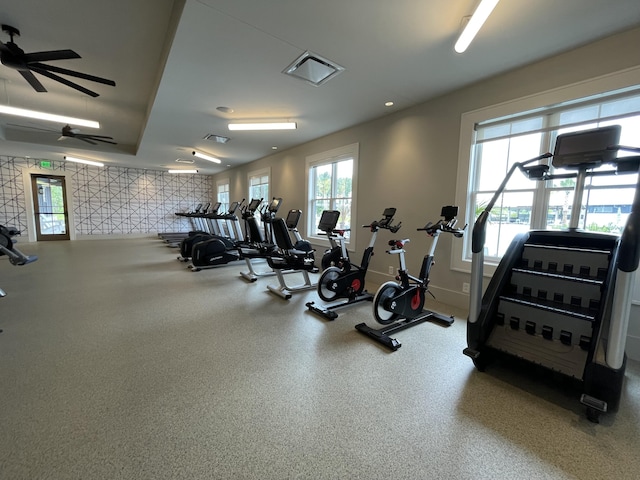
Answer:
351, 279, 361, 291
411, 290, 422, 310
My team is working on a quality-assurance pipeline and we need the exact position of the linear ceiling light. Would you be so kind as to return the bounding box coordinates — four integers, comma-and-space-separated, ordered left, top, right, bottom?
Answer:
63, 156, 104, 167
0, 105, 100, 128
192, 150, 221, 163
454, 0, 500, 54
228, 122, 296, 131
168, 169, 198, 174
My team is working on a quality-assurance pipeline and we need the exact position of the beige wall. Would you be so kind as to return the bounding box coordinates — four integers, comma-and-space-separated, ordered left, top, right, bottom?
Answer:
212, 27, 640, 311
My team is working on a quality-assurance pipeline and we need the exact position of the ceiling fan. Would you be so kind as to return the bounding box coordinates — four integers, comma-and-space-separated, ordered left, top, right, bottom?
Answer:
59, 124, 116, 145
8, 123, 117, 145
0, 24, 115, 97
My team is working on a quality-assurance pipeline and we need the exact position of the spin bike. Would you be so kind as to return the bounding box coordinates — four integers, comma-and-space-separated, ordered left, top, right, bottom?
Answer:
306, 207, 401, 320
356, 206, 465, 350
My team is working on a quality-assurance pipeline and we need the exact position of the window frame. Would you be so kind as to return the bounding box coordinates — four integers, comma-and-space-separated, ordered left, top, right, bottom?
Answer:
453, 66, 640, 277
216, 177, 229, 213
305, 143, 358, 248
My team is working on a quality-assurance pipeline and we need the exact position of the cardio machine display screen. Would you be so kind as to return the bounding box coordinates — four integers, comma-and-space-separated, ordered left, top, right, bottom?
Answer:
552, 125, 621, 169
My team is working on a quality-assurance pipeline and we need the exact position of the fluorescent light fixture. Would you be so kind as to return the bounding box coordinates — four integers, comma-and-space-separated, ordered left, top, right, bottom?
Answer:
454, 0, 500, 54
0, 105, 100, 128
168, 169, 198, 174
63, 156, 104, 167
228, 122, 297, 131
192, 150, 221, 163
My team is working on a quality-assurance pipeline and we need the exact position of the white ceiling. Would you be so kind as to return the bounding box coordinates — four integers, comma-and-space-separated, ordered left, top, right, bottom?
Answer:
0, 0, 639, 174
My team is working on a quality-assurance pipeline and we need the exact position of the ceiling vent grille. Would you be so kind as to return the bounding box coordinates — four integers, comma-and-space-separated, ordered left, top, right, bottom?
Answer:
283, 51, 345, 87
204, 134, 230, 144
175, 158, 194, 164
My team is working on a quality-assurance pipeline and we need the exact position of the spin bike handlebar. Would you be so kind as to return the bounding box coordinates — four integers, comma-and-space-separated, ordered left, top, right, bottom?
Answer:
418, 219, 466, 237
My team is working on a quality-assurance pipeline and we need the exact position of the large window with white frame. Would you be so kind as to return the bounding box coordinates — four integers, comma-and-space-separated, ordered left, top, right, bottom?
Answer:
248, 168, 270, 205
453, 68, 640, 275
306, 143, 358, 245
216, 178, 229, 213
247, 168, 270, 228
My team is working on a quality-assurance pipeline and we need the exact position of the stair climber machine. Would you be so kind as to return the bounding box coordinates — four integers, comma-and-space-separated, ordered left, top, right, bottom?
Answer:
238, 197, 284, 282
189, 200, 246, 271
176, 202, 222, 261
306, 207, 402, 320
463, 125, 640, 423
266, 209, 318, 299
356, 206, 466, 351
1, 225, 38, 319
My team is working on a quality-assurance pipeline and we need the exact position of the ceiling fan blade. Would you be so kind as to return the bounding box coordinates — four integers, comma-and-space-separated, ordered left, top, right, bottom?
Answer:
6, 123, 57, 133
72, 136, 97, 145
23, 49, 80, 63
30, 62, 116, 86
78, 134, 113, 140
87, 136, 117, 145
18, 69, 47, 92
29, 66, 99, 97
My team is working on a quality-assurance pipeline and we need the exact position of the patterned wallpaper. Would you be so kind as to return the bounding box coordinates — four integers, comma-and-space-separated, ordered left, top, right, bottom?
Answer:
0, 156, 213, 237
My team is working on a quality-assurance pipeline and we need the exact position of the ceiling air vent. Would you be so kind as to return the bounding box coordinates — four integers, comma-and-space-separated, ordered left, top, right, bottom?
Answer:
204, 134, 230, 144
283, 51, 345, 87
175, 158, 194, 164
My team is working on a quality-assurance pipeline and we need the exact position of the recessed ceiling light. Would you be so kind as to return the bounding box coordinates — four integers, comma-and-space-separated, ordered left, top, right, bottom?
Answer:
272, 146, 278, 150
168, 169, 198, 174
216, 106, 234, 114
385, 101, 394, 107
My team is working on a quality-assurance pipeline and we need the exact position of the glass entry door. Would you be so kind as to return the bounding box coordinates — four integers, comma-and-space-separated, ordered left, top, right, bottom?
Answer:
31, 175, 70, 241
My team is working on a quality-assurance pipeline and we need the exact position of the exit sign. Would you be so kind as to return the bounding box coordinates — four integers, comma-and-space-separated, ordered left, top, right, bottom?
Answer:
40, 161, 52, 169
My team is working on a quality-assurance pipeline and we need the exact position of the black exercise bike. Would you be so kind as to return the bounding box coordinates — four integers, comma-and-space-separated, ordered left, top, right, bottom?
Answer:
356, 206, 465, 350
306, 207, 401, 320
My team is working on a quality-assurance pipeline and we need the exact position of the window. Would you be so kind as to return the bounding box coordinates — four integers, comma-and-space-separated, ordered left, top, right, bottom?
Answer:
216, 179, 229, 212
306, 143, 358, 245
454, 67, 640, 275
247, 168, 270, 228
248, 168, 270, 203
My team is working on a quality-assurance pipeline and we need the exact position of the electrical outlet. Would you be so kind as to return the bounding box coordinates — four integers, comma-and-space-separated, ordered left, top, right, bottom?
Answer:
462, 282, 470, 294
388, 266, 394, 275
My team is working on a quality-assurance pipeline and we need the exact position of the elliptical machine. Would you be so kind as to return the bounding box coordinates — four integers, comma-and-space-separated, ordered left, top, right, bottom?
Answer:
238, 197, 284, 282
1, 224, 38, 302
306, 207, 401, 320
188, 200, 246, 271
356, 206, 465, 350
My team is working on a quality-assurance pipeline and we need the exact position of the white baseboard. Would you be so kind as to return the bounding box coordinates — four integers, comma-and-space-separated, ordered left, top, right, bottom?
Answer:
75, 233, 156, 240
